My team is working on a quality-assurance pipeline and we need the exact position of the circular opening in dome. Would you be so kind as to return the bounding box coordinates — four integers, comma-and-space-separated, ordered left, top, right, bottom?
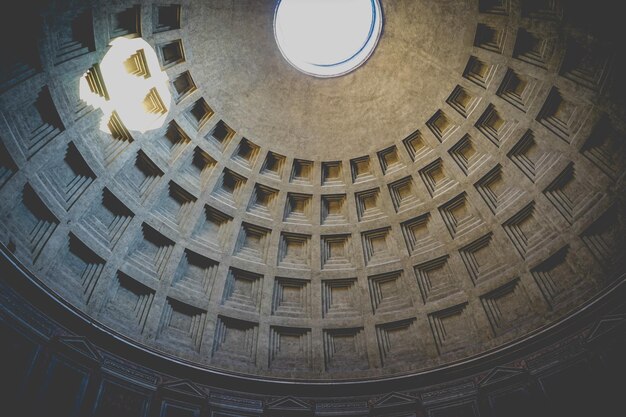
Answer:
274, 0, 382, 78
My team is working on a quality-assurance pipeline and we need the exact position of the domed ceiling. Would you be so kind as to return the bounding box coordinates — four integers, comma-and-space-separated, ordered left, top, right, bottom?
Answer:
0, 0, 624, 382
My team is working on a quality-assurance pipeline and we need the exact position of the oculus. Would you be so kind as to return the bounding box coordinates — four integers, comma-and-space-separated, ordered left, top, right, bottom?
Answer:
274, 0, 383, 77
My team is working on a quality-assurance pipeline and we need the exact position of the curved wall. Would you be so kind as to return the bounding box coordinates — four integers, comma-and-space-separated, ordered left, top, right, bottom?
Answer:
1, 248, 625, 416
0, 0, 625, 387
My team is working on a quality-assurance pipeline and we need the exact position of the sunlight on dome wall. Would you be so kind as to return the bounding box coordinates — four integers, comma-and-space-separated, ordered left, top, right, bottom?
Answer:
274, 0, 382, 77
79, 37, 172, 134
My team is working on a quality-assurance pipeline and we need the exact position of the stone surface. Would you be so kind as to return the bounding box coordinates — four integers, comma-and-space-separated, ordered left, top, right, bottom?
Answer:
0, 0, 624, 382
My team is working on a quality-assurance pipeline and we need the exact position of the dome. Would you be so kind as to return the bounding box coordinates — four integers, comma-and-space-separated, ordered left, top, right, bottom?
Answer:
1, 0, 625, 415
